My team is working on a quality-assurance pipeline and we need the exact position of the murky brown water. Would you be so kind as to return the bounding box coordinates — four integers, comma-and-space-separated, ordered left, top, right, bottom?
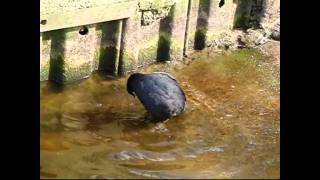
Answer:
40, 49, 280, 179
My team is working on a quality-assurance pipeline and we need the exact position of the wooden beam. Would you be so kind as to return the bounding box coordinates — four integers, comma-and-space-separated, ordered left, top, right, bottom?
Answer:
40, 1, 137, 32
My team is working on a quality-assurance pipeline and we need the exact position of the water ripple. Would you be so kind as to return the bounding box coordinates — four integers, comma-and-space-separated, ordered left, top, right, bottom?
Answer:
109, 145, 226, 161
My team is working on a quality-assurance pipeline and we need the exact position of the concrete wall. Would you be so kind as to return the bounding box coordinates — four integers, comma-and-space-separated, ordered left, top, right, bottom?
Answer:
40, 0, 279, 84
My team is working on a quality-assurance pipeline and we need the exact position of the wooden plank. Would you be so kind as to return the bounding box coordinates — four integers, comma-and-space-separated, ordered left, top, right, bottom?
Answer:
40, 1, 136, 32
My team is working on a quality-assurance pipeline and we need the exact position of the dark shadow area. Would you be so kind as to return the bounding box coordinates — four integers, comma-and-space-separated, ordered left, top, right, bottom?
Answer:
194, 0, 211, 50
156, 5, 175, 62
233, 0, 266, 30
233, 0, 251, 29
43, 29, 66, 87
251, 0, 267, 28
97, 20, 121, 76
118, 19, 128, 76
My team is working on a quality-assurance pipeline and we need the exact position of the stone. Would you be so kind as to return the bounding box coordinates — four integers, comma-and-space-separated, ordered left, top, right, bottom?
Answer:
270, 19, 280, 41
242, 28, 269, 47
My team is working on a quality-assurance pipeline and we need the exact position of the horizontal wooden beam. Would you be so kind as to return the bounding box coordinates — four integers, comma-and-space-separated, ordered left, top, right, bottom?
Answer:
40, 0, 137, 32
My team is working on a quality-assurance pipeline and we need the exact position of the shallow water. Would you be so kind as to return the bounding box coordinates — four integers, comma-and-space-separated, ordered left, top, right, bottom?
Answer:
40, 49, 280, 179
